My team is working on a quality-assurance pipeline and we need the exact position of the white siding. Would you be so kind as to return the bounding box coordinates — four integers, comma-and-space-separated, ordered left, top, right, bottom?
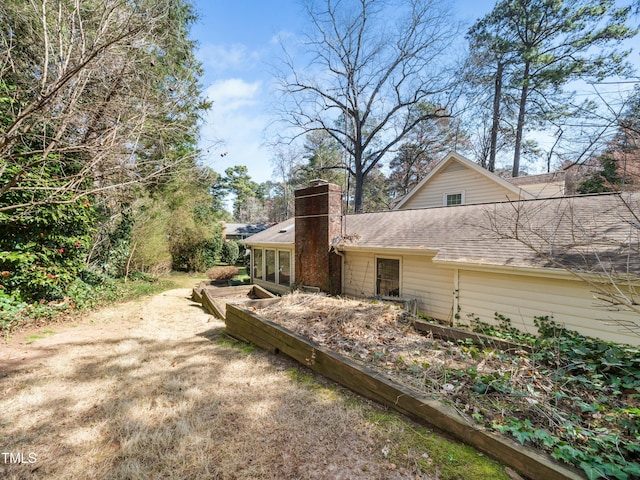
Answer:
457, 270, 640, 346
343, 251, 455, 321
401, 163, 520, 209
344, 250, 639, 345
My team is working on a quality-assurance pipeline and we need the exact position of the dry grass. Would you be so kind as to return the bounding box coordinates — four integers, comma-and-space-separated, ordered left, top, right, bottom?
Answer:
0, 289, 414, 479
258, 292, 410, 355
0, 288, 510, 480
256, 293, 526, 419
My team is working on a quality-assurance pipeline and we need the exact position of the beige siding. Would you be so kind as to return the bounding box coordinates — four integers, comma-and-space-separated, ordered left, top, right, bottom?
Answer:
521, 181, 565, 198
401, 163, 520, 209
457, 270, 640, 346
342, 251, 455, 321
402, 255, 455, 321
343, 251, 376, 297
344, 250, 639, 345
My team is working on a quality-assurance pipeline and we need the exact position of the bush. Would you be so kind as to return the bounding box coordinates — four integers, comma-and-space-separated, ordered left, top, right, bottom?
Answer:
193, 237, 223, 271
205, 266, 239, 282
220, 240, 240, 265
236, 241, 250, 267
0, 167, 97, 302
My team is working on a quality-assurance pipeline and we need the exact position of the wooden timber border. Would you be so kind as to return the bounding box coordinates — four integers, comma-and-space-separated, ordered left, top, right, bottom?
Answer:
225, 302, 584, 480
412, 318, 534, 353
193, 284, 277, 319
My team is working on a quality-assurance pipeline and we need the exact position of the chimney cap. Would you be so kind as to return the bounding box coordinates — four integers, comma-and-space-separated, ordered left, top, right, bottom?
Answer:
309, 178, 329, 187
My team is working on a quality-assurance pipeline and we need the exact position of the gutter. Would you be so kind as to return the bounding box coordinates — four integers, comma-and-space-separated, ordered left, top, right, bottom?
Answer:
432, 259, 640, 285
335, 245, 440, 256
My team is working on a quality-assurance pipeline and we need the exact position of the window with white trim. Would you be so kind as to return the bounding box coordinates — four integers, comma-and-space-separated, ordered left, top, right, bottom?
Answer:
253, 248, 263, 280
278, 251, 291, 286
444, 192, 464, 206
376, 258, 400, 297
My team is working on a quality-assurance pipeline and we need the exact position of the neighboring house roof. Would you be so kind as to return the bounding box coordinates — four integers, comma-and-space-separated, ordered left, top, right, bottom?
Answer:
393, 152, 532, 210
225, 223, 272, 239
246, 193, 640, 276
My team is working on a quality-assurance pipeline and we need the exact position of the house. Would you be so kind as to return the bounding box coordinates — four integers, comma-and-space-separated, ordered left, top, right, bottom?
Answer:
222, 222, 271, 241
393, 151, 565, 210
244, 153, 640, 346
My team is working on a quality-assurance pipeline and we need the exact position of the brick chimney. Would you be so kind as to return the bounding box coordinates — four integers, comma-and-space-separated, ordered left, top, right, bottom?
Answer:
294, 181, 342, 294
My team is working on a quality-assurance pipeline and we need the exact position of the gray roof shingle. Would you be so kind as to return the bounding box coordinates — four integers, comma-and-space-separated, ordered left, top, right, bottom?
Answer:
246, 193, 640, 275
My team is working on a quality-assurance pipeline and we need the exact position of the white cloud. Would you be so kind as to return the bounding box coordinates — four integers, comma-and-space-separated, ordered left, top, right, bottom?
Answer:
197, 43, 261, 73
199, 78, 273, 183
206, 78, 261, 109
196, 43, 260, 75
270, 30, 294, 45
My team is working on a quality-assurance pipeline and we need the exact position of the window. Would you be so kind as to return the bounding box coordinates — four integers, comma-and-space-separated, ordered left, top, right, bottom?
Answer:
265, 250, 276, 282
278, 251, 291, 286
253, 248, 263, 280
376, 258, 400, 297
445, 193, 463, 206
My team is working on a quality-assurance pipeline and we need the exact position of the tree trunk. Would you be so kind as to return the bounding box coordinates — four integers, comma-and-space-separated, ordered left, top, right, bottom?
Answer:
353, 164, 365, 214
489, 61, 504, 173
512, 61, 530, 178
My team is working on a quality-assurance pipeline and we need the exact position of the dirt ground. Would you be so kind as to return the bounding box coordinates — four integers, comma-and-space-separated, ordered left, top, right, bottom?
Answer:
0, 287, 440, 480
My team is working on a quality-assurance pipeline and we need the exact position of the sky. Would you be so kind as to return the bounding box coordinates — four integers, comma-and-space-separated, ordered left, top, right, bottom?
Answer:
190, 0, 492, 184
189, 1, 638, 185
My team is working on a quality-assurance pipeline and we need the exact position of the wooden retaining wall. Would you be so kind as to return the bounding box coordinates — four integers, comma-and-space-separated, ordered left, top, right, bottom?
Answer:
193, 284, 277, 318
412, 318, 533, 353
225, 303, 584, 480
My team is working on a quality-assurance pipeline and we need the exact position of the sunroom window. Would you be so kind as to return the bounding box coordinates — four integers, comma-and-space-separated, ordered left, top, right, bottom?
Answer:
278, 251, 291, 286
265, 249, 276, 282
253, 248, 263, 280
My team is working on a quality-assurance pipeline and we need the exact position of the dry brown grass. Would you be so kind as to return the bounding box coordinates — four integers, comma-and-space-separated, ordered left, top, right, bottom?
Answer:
0, 288, 429, 479
258, 293, 528, 401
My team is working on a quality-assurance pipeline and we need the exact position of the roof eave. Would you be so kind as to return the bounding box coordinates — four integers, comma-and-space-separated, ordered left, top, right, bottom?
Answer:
335, 245, 440, 255
432, 258, 640, 283
244, 241, 294, 248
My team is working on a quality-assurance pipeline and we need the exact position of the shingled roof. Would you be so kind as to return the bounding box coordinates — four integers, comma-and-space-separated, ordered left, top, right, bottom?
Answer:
246, 193, 640, 276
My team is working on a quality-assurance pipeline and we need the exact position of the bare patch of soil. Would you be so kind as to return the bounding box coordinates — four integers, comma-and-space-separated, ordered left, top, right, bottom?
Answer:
0, 288, 437, 479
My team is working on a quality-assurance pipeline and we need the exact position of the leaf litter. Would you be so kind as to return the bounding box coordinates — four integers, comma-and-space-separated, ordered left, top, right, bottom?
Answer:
255, 292, 640, 479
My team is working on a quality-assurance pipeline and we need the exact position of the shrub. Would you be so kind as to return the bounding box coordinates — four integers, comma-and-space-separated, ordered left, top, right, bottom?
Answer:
220, 240, 240, 265
205, 266, 239, 282
0, 165, 97, 302
236, 241, 250, 267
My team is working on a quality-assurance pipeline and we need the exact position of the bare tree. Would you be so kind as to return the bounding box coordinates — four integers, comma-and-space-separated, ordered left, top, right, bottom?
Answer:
388, 109, 468, 201
0, 0, 209, 218
483, 193, 640, 333
274, 0, 461, 212
268, 145, 304, 221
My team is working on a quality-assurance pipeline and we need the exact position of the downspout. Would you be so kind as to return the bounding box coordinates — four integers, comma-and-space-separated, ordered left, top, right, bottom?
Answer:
453, 269, 460, 324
